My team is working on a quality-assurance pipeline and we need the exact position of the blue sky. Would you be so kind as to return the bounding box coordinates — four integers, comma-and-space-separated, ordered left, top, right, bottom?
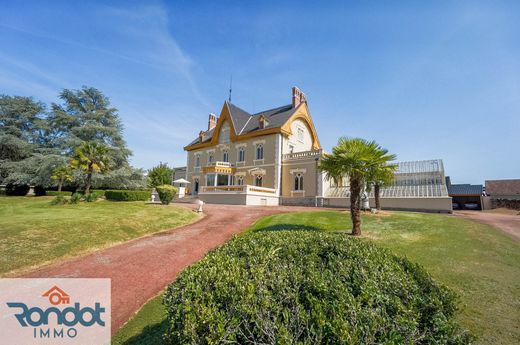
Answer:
1, 0, 518, 184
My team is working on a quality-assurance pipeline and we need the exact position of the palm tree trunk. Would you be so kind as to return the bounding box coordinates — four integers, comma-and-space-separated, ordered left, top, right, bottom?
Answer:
350, 177, 362, 236
375, 183, 381, 210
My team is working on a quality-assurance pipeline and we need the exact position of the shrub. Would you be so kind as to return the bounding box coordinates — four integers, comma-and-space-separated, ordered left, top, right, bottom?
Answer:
156, 185, 177, 205
46, 191, 73, 197
50, 195, 68, 205
91, 189, 106, 198
70, 192, 82, 204
84, 192, 99, 203
105, 189, 150, 201
5, 183, 29, 196
164, 231, 472, 344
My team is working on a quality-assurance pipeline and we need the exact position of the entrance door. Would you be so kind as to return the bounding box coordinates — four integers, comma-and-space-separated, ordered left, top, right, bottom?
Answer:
194, 179, 199, 194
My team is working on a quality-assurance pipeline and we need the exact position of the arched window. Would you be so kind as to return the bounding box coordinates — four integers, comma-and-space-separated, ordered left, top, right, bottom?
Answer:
255, 175, 263, 187
195, 154, 200, 167
208, 153, 213, 163
294, 173, 303, 191
236, 176, 244, 185
219, 122, 230, 144
255, 144, 263, 160
223, 150, 229, 162
238, 147, 245, 162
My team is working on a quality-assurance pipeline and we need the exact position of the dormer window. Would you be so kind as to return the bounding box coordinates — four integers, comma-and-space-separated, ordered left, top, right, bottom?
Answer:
258, 116, 269, 129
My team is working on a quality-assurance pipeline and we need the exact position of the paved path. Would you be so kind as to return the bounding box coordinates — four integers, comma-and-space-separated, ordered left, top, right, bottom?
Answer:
453, 211, 520, 241
21, 203, 331, 333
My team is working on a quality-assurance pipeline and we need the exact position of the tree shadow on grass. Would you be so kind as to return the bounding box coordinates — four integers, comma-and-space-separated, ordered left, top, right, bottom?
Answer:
119, 319, 168, 345
251, 223, 322, 232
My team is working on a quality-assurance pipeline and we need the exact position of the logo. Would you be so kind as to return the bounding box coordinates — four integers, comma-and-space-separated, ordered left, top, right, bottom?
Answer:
0, 278, 110, 345
42, 285, 70, 305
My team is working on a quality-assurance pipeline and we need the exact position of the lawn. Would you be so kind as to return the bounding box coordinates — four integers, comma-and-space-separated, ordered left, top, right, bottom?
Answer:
0, 196, 199, 275
112, 210, 520, 345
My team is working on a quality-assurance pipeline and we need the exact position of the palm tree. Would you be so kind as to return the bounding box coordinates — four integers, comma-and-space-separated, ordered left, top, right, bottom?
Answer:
70, 141, 111, 194
370, 163, 397, 211
51, 165, 73, 192
319, 137, 395, 236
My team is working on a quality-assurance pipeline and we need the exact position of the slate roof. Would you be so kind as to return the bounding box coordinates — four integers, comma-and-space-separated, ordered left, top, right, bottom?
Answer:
446, 176, 483, 195
187, 101, 295, 147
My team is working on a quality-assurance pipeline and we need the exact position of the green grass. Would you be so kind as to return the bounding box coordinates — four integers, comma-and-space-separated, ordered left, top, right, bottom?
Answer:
112, 293, 167, 345
113, 210, 520, 344
0, 196, 199, 275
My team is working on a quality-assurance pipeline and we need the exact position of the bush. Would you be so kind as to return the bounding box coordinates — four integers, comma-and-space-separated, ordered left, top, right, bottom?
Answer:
84, 192, 99, 203
5, 183, 29, 196
156, 185, 177, 205
46, 191, 73, 197
70, 192, 82, 204
91, 189, 105, 198
105, 189, 150, 201
50, 195, 68, 205
164, 231, 471, 344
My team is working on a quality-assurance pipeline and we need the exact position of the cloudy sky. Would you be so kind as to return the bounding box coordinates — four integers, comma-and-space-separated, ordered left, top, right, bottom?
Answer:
1, 0, 519, 183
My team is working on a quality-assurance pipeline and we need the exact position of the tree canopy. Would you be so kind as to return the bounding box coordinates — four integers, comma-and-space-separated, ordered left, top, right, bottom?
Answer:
0, 87, 143, 191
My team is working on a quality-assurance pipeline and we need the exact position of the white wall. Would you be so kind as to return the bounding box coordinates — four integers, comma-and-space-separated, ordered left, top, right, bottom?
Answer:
282, 119, 313, 154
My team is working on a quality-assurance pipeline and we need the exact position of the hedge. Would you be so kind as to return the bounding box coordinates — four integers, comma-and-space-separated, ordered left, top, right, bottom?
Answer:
164, 231, 471, 344
5, 184, 29, 196
104, 189, 150, 201
90, 189, 106, 197
46, 191, 73, 196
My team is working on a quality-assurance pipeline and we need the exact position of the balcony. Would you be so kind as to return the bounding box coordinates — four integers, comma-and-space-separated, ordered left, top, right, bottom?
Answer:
202, 161, 235, 174
282, 149, 322, 161
200, 184, 277, 195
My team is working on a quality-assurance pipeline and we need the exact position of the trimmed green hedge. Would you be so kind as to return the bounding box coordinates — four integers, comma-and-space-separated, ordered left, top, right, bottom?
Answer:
105, 189, 150, 201
164, 231, 471, 344
90, 189, 106, 197
46, 191, 73, 196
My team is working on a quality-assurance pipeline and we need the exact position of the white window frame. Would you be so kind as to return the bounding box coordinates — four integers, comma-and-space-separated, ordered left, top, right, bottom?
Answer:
294, 173, 304, 191
223, 150, 229, 162
255, 175, 263, 187
297, 127, 304, 142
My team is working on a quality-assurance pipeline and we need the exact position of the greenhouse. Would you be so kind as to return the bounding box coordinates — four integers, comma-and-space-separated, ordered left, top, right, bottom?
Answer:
323, 159, 452, 212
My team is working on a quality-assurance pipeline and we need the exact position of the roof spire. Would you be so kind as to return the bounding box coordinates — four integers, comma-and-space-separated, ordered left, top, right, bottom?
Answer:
228, 74, 232, 103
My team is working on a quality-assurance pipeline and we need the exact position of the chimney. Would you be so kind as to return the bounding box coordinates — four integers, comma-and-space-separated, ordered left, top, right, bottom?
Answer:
291, 86, 307, 108
208, 113, 217, 131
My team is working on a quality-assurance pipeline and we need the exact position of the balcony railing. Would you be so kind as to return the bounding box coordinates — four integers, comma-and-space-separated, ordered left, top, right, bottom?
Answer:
206, 161, 233, 168
282, 149, 322, 161
200, 185, 277, 195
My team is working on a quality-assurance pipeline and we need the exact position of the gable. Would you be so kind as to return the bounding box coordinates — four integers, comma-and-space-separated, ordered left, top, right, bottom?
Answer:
184, 101, 321, 151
